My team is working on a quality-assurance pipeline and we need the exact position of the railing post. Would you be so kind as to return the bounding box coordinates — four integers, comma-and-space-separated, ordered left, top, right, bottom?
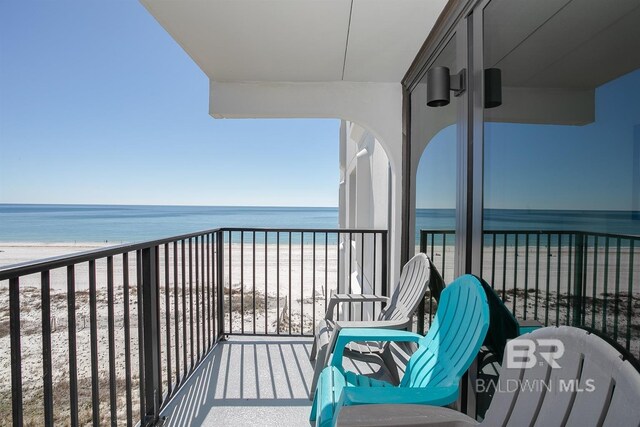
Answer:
381, 231, 389, 298
41, 271, 54, 426
216, 230, 226, 339
141, 246, 162, 426
572, 233, 585, 326
9, 277, 23, 427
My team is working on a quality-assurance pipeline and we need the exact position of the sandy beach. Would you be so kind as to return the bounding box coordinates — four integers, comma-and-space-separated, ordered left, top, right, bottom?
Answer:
0, 242, 343, 425
420, 243, 640, 358
1, 242, 638, 425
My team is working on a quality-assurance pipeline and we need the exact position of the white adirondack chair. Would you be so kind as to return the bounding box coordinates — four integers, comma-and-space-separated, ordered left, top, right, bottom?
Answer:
335, 326, 640, 427
309, 253, 443, 399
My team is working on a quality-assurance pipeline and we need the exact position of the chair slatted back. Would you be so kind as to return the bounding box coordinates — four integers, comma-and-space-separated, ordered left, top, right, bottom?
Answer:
378, 253, 432, 322
400, 275, 490, 389
482, 326, 640, 427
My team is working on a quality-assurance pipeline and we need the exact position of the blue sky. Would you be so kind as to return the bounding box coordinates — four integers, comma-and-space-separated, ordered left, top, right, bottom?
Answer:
417, 69, 640, 211
2, 2, 638, 212
0, 1, 340, 207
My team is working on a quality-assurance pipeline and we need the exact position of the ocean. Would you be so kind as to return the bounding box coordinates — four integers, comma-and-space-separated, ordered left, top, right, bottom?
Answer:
416, 208, 640, 237
0, 204, 637, 244
0, 204, 339, 243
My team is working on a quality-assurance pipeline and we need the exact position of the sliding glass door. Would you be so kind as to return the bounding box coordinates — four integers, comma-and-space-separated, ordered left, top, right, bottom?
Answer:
409, 0, 639, 357
410, 22, 469, 329
480, 0, 640, 357
408, 0, 639, 419
412, 37, 459, 283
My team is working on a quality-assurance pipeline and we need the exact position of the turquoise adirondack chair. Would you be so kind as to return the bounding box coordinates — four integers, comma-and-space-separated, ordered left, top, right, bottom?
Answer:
310, 274, 490, 427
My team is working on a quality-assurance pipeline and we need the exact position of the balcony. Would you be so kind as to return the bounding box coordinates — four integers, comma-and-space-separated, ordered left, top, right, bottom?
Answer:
0, 228, 388, 426
1, 227, 637, 426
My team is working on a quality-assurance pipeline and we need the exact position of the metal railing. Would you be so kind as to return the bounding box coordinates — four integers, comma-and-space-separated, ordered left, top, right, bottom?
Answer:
219, 228, 388, 337
0, 227, 387, 426
419, 229, 640, 358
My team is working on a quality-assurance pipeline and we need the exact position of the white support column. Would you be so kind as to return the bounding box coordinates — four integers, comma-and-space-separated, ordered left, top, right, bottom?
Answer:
339, 120, 347, 229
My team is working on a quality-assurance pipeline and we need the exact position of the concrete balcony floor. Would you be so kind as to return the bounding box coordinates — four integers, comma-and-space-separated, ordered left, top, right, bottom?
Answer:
160, 336, 315, 427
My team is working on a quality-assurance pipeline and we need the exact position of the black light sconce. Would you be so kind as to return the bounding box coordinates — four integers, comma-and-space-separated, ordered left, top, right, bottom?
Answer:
484, 68, 502, 108
426, 66, 466, 107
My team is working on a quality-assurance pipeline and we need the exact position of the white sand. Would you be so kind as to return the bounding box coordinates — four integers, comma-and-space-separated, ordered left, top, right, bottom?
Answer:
418, 243, 640, 357
0, 242, 344, 425
0, 242, 638, 424
0, 242, 110, 267
417, 244, 640, 295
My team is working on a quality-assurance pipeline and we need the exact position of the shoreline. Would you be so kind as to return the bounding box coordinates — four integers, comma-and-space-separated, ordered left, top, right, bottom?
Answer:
0, 242, 112, 270
0, 241, 114, 247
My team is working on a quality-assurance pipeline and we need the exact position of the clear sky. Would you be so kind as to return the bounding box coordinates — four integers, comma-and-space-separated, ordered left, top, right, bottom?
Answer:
0, 1, 340, 207
416, 69, 640, 211
3, 2, 638, 212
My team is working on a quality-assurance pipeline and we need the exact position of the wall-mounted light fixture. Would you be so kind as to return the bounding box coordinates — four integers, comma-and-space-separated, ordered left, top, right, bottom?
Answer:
426, 66, 466, 107
484, 68, 502, 108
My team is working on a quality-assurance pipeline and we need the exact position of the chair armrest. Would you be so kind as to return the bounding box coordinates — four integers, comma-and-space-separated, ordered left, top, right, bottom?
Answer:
333, 294, 389, 302
330, 328, 423, 367
334, 319, 409, 331
325, 294, 390, 321
319, 319, 412, 371
518, 319, 544, 335
338, 384, 460, 407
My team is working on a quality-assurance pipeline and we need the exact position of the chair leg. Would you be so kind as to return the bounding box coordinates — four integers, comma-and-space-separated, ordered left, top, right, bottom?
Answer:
309, 344, 328, 400
310, 336, 318, 361
310, 389, 319, 421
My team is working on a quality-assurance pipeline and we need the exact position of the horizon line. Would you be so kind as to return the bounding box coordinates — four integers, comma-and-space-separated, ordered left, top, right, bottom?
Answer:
416, 206, 640, 213
1, 202, 638, 213
0, 202, 339, 209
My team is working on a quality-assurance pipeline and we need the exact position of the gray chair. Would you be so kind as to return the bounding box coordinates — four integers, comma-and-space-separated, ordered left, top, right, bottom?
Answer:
309, 253, 443, 399
335, 326, 640, 426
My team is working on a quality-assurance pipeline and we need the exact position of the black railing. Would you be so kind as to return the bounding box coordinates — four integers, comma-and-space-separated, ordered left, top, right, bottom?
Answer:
0, 227, 387, 426
419, 229, 640, 358
220, 228, 388, 336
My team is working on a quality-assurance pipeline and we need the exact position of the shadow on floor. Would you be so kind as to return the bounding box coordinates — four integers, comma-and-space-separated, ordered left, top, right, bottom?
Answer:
160, 336, 314, 427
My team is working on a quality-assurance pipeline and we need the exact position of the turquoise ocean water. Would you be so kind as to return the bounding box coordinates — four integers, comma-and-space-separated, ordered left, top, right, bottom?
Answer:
0, 204, 637, 244
0, 204, 339, 243
416, 208, 639, 236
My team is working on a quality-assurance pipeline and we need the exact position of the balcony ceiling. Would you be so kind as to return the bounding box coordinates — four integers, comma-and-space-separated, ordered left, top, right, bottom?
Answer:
485, 0, 640, 89
140, 0, 448, 83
